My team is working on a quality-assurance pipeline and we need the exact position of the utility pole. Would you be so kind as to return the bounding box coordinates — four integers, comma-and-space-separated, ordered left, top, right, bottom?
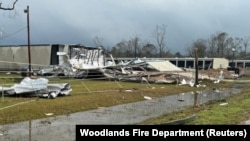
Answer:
194, 48, 199, 86
232, 48, 235, 68
24, 5, 31, 77
24, 7, 32, 140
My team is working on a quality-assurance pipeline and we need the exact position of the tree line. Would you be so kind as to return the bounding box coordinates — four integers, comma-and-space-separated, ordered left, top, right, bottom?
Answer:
109, 31, 250, 61
186, 32, 250, 60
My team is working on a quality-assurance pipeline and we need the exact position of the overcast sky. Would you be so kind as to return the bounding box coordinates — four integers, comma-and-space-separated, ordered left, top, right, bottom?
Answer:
0, 0, 250, 54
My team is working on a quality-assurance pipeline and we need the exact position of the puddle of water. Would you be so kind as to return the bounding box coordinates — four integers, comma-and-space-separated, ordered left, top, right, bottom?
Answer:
152, 82, 245, 116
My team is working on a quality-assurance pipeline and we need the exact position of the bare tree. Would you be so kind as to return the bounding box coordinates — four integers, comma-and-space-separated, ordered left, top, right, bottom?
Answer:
129, 36, 140, 58
0, 0, 20, 41
216, 32, 228, 57
225, 37, 243, 60
93, 36, 104, 47
111, 41, 128, 57
154, 24, 167, 58
206, 32, 232, 58
185, 45, 195, 57
185, 39, 207, 57
192, 39, 207, 57
174, 51, 183, 58
0, 0, 19, 10
141, 43, 157, 57
243, 36, 250, 55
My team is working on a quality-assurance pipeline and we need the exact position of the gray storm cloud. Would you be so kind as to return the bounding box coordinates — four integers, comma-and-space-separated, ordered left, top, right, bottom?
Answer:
1, 0, 250, 54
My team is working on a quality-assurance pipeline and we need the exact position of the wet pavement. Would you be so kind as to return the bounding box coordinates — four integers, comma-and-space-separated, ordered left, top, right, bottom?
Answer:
0, 82, 245, 141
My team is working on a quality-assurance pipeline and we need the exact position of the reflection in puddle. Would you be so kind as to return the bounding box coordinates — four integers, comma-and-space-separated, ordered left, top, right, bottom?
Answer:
160, 83, 244, 114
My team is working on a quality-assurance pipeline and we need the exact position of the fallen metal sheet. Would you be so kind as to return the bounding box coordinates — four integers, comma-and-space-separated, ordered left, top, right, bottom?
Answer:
0, 77, 72, 99
40, 83, 72, 98
146, 60, 183, 72
0, 86, 15, 95
13, 77, 48, 94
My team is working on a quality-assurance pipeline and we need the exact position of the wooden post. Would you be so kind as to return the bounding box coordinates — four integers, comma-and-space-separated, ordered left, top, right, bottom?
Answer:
194, 48, 199, 86
29, 120, 31, 141
24, 5, 31, 77
194, 91, 199, 108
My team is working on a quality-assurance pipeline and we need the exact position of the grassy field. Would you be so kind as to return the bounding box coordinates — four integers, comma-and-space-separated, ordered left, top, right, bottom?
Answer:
139, 80, 250, 125
0, 72, 247, 125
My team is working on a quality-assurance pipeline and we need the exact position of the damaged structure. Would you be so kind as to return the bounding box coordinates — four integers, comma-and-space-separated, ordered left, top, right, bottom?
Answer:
53, 45, 116, 78
102, 58, 184, 83
35, 47, 234, 84
0, 44, 237, 85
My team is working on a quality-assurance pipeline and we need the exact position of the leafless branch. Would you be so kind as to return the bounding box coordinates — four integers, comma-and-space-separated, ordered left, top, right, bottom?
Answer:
0, 0, 19, 10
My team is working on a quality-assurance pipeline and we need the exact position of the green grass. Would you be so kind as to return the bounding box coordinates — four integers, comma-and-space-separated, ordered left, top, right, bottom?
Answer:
0, 73, 211, 125
1, 72, 247, 125
139, 82, 250, 125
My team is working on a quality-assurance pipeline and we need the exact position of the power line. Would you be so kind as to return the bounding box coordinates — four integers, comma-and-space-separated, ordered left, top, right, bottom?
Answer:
0, 26, 26, 40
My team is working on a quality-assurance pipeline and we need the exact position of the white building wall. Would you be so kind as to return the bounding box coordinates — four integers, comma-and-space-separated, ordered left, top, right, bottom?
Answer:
0, 45, 52, 70
212, 58, 229, 69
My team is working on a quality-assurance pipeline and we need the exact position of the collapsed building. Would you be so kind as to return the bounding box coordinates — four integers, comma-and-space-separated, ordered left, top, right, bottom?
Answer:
0, 44, 231, 71
0, 44, 241, 83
